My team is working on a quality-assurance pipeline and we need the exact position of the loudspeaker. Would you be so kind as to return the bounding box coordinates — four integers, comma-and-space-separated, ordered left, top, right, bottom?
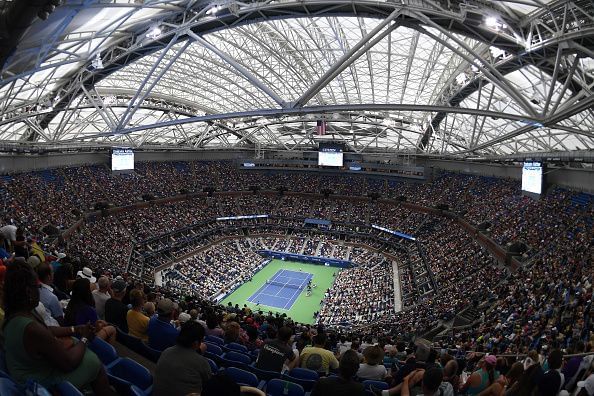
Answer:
142, 194, 155, 201
477, 221, 492, 231
368, 192, 381, 200
508, 241, 527, 255
93, 201, 109, 210
436, 203, 449, 211
41, 224, 60, 236
397, 196, 407, 202
203, 186, 215, 197
249, 185, 260, 194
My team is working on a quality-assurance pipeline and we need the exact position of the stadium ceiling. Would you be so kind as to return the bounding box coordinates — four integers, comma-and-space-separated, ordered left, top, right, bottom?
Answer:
0, 0, 593, 157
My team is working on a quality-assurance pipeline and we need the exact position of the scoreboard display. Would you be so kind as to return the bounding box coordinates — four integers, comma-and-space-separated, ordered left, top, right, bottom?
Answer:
522, 162, 543, 195
318, 142, 344, 167
112, 148, 134, 171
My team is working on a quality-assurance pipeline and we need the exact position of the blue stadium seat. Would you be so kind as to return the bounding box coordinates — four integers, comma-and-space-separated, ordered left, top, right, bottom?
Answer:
115, 327, 161, 363
205, 335, 224, 345
362, 379, 389, 391
116, 328, 146, 355
55, 381, 83, 396
130, 385, 149, 396
282, 367, 319, 391
248, 364, 282, 381
220, 351, 252, 368
226, 342, 248, 353
224, 367, 261, 388
89, 337, 120, 368
287, 368, 319, 381
0, 377, 21, 395
265, 379, 305, 396
250, 349, 260, 360
107, 357, 153, 396
207, 358, 219, 373
138, 343, 162, 363
204, 342, 224, 356
0, 350, 7, 373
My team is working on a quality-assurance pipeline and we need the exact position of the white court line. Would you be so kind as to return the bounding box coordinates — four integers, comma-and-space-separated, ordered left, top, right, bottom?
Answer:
247, 281, 272, 303
266, 269, 314, 309
283, 285, 303, 310
283, 274, 311, 309
257, 292, 290, 301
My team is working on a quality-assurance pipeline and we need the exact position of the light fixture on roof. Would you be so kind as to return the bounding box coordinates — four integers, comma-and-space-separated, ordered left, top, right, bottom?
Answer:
91, 53, 103, 70
484, 16, 507, 31
146, 26, 162, 40
206, 5, 222, 15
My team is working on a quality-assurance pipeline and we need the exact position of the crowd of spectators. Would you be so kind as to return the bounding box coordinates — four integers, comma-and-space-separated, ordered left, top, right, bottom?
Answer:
0, 160, 591, 395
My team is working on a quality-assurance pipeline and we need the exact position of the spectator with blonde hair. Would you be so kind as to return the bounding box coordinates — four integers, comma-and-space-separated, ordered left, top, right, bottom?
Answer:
127, 289, 149, 341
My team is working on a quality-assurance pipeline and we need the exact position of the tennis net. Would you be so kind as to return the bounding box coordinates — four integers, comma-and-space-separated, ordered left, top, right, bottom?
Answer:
267, 280, 305, 290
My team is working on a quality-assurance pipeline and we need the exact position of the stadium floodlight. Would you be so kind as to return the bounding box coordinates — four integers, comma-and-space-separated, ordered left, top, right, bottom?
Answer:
484, 16, 507, 31
91, 53, 103, 70
146, 25, 162, 39
206, 5, 222, 15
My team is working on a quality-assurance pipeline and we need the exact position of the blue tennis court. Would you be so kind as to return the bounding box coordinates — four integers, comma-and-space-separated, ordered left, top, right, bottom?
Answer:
247, 269, 312, 310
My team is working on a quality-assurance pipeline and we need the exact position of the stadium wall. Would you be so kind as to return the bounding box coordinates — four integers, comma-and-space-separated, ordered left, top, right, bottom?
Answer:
0, 151, 591, 192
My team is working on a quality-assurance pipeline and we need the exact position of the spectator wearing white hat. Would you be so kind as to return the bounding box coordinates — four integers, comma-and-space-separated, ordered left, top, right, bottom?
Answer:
76, 266, 97, 291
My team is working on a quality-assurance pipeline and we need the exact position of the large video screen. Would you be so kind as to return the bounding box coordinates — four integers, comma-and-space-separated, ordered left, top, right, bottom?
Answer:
522, 162, 543, 195
318, 143, 344, 167
112, 148, 134, 171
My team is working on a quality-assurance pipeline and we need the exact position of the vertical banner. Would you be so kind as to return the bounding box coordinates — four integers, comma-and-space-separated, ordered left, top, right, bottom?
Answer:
316, 119, 326, 136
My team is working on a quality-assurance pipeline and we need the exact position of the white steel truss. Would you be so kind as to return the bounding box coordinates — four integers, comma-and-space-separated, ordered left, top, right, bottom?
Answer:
0, 0, 592, 156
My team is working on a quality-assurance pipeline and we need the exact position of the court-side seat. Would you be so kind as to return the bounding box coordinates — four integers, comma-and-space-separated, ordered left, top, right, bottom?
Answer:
265, 378, 305, 396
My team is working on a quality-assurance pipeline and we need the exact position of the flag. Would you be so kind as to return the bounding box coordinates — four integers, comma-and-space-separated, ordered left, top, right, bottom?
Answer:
316, 120, 326, 136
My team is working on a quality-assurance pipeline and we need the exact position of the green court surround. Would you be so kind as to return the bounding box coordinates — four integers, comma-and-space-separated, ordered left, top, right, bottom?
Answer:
221, 259, 338, 324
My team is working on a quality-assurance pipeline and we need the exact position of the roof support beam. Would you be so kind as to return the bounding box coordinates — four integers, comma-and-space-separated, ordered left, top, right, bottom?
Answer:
56, 102, 544, 143
291, 8, 402, 108
116, 35, 190, 131
458, 94, 594, 153
186, 31, 286, 108
410, 14, 538, 118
